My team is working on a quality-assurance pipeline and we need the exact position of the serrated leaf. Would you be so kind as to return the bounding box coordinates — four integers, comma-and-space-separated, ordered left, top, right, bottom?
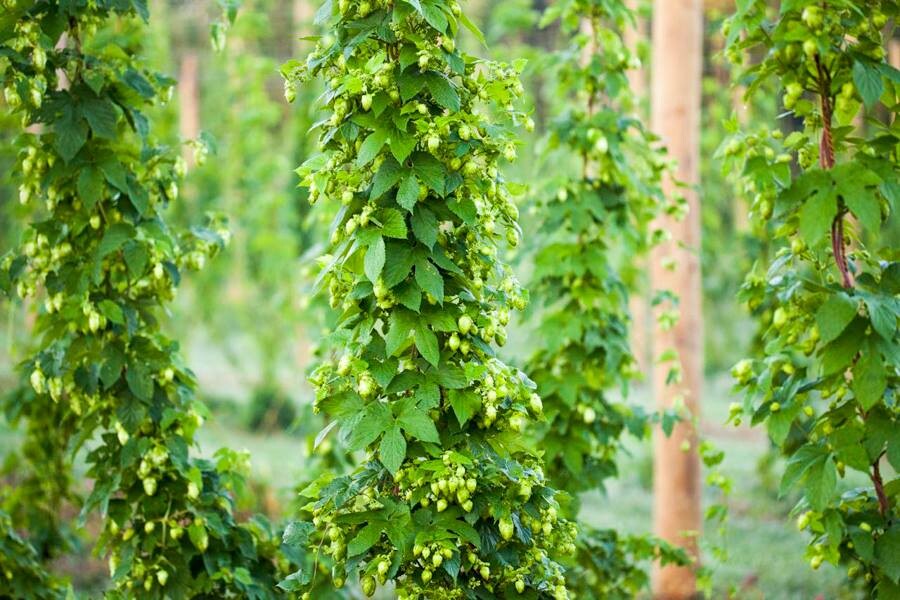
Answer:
448, 389, 481, 427
98, 299, 124, 325
845, 192, 881, 235
853, 60, 883, 109
98, 223, 136, 257
123, 242, 148, 278
386, 311, 415, 356
379, 425, 406, 474
348, 522, 383, 557
357, 129, 388, 167
82, 97, 118, 139
383, 243, 415, 287
416, 382, 440, 409
282, 521, 315, 547
805, 454, 837, 511
414, 323, 440, 366
426, 73, 460, 112
55, 113, 88, 162
380, 208, 408, 239
396, 282, 422, 312
852, 344, 886, 410
389, 132, 417, 163
798, 187, 836, 247
875, 526, 900, 583
397, 175, 419, 212
413, 154, 445, 195
125, 363, 153, 401
398, 407, 439, 443
865, 295, 896, 340
77, 166, 105, 210
364, 236, 386, 283
346, 402, 391, 450
815, 293, 857, 344
414, 259, 443, 302
371, 158, 404, 200
411, 206, 438, 248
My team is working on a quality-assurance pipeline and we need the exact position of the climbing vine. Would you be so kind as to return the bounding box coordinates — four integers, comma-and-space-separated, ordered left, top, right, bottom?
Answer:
523, 0, 687, 596
0, 2, 281, 597
279, 0, 577, 597
725, 0, 900, 594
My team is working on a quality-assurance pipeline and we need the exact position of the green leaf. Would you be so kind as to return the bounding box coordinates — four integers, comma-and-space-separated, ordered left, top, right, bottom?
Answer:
346, 402, 391, 450
426, 73, 460, 112
82, 97, 119, 139
55, 113, 88, 162
371, 158, 404, 199
396, 282, 422, 312
411, 206, 438, 249
458, 11, 486, 46
379, 425, 406, 474
853, 60, 884, 109
798, 187, 836, 247
864, 295, 896, 340
126, 363, 153, 401
98, 223, 136, 257
365, 236, 386, 283
414, 259, 443, 302
347, 522, 383, 557
398, 407, 439, 443
845, 193, 881, 234
282, 521, 315, 547
416, 382, 440, 409
875, 525, 900, 583
389, 132, 417, 164
413, 154, 445, 195
77, 166, 105, 211
383, 243, 415, 287
97, 300, 124, 325
852, 344, 886, 410
397, 175, 419, 212
380, 209, 408, 239
815, 293, 858, 344
448, 389, 481, 427
357, 129, 388, 167
99, 155, 128, 192
100, 347, 125, 389
414, 323, 440, 366
386, 311, 415, 356
123, 242, 148, 278
805, 454, 837, 511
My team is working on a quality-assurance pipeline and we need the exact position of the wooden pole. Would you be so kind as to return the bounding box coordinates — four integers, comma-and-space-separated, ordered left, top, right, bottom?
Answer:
650, 0, 704, 598
178, 51, 200, 166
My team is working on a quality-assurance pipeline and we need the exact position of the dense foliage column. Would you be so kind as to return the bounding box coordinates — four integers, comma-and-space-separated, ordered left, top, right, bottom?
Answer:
523, 0, 686, 596
280, 0, 576, 597
725, 0, 900, 595
0, 2, 280, 597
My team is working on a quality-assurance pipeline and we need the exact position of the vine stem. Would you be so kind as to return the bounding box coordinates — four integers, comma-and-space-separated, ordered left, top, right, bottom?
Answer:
872, 454, 889, 517
815, 54, 854, 289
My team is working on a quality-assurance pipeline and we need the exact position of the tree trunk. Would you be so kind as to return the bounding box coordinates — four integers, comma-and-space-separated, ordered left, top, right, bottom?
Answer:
650, 1, 704, 598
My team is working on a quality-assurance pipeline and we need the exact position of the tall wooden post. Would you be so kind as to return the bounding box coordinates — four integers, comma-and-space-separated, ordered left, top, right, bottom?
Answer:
178, 51, 200, 165
650, 0, 704, 598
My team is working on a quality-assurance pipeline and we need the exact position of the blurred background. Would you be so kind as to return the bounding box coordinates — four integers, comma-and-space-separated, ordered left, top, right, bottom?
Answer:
1, 0, 896, 597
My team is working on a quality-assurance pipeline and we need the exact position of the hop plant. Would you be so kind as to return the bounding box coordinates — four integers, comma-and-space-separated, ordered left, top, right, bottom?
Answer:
725, 0, 900, 593
279, 0, 575, 597
0, 3, 281, 597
